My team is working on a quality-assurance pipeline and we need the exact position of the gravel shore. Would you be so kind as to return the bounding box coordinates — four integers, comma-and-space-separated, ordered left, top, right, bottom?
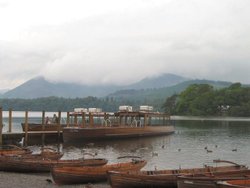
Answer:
0, 172, 110, 188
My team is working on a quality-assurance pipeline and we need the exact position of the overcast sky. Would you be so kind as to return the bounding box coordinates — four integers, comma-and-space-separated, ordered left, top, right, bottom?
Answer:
0, 0, 250, 90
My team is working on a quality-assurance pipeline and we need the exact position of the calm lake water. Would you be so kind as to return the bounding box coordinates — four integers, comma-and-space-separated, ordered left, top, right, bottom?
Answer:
1, 112, 250, 170
2, 112, 250, 170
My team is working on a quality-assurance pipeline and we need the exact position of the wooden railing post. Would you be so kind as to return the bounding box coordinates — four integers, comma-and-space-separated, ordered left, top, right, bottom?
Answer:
89, 113, 93, 127
8, 108, 12, 132
82, 112, 85, 127
74, 113, 77, 126
144, 114, 147, 126
66, 112, 70, 127
57, 111, 61, 141
24, 111, 28, 146
0, 107, 3, 145
42, 110, 45, 146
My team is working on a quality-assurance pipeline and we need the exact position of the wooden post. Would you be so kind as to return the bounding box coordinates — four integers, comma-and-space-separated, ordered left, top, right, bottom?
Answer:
8, 108, 12, 132
24, 111, 28, 146
0, 107, 3, 145
74, 113, 77, 126
144, 114, 147, 127
42, 110, 45, 146
119, 114, 122, 126
89, 113, 93, 127
81, 112, 85, 127
57, 111, 61, 141
66, 112, 70, 127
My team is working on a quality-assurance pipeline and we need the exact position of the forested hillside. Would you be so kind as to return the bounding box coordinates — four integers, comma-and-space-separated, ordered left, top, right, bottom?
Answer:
162, 83, 250, 116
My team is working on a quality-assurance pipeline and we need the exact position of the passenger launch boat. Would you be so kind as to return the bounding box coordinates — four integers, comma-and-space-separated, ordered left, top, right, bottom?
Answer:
63, 106, 175, 143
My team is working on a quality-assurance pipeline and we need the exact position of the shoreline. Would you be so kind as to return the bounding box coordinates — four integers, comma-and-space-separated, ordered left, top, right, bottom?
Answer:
0, 171, 110, 188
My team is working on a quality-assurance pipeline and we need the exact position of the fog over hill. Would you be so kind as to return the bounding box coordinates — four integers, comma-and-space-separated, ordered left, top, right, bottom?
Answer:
2, 73, 188, 99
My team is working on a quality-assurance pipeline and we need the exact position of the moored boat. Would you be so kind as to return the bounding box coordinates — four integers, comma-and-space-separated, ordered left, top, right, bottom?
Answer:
0, 155, 108, 173
21, 147, 63, 160
217, 179, 250, 188
108, 160, 248, 188
177, 170, 250, 188
51, 159, 147, 185
0, 145, 31, 156
63, 106, 174, 143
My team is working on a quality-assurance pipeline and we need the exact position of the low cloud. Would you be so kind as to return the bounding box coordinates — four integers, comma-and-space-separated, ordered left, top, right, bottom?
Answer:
1, 0, 250, 89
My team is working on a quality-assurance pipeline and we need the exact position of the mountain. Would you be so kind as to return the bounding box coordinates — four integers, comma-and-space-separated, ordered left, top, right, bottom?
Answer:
2, 73, 188, 99
108, 79, 233, 102
2, 77, 121, 99
125, 73, 189, 89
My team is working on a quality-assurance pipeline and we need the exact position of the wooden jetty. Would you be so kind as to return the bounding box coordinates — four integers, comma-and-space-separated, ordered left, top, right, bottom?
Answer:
0, 108, 64, 145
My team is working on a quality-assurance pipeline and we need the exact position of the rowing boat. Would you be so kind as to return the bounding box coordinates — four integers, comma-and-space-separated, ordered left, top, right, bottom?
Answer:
0, 145, 31, 156
52, 159, 147, 185
0, 156, 108, 173
107, 160, 248, 188
177, 170, 250, 188
217, 179, 250, 188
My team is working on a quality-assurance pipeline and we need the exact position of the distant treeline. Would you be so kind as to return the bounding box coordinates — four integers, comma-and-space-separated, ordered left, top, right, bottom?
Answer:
0, 96, 163, 112
162, 83, 250, 117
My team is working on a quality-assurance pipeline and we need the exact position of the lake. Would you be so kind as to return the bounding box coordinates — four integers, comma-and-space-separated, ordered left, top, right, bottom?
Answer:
2, 112, 250, 170
60, 119, 250, 170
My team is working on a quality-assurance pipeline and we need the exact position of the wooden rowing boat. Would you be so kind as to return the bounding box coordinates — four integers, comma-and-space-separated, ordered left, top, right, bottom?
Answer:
107, 160, 248, 188
217, 179, 250, 188
177, 170, 250, 188
51, 159, 147, 185
21, 147, 63, 160
0, 155, 108, 173
0, 145, 31, 156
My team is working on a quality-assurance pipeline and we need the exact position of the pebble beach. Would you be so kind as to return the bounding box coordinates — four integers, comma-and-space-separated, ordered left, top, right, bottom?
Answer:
0, 172, 110, 188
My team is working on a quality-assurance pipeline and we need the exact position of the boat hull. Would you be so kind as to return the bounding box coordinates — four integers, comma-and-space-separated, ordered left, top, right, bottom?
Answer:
51, 160, 147, 185
108, 164, 249, 188
0, 145, 31, 156
177, 170, 250, 188
63, 125, 174, 143
0, 156, 108, 173
217, 179, 250, 188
